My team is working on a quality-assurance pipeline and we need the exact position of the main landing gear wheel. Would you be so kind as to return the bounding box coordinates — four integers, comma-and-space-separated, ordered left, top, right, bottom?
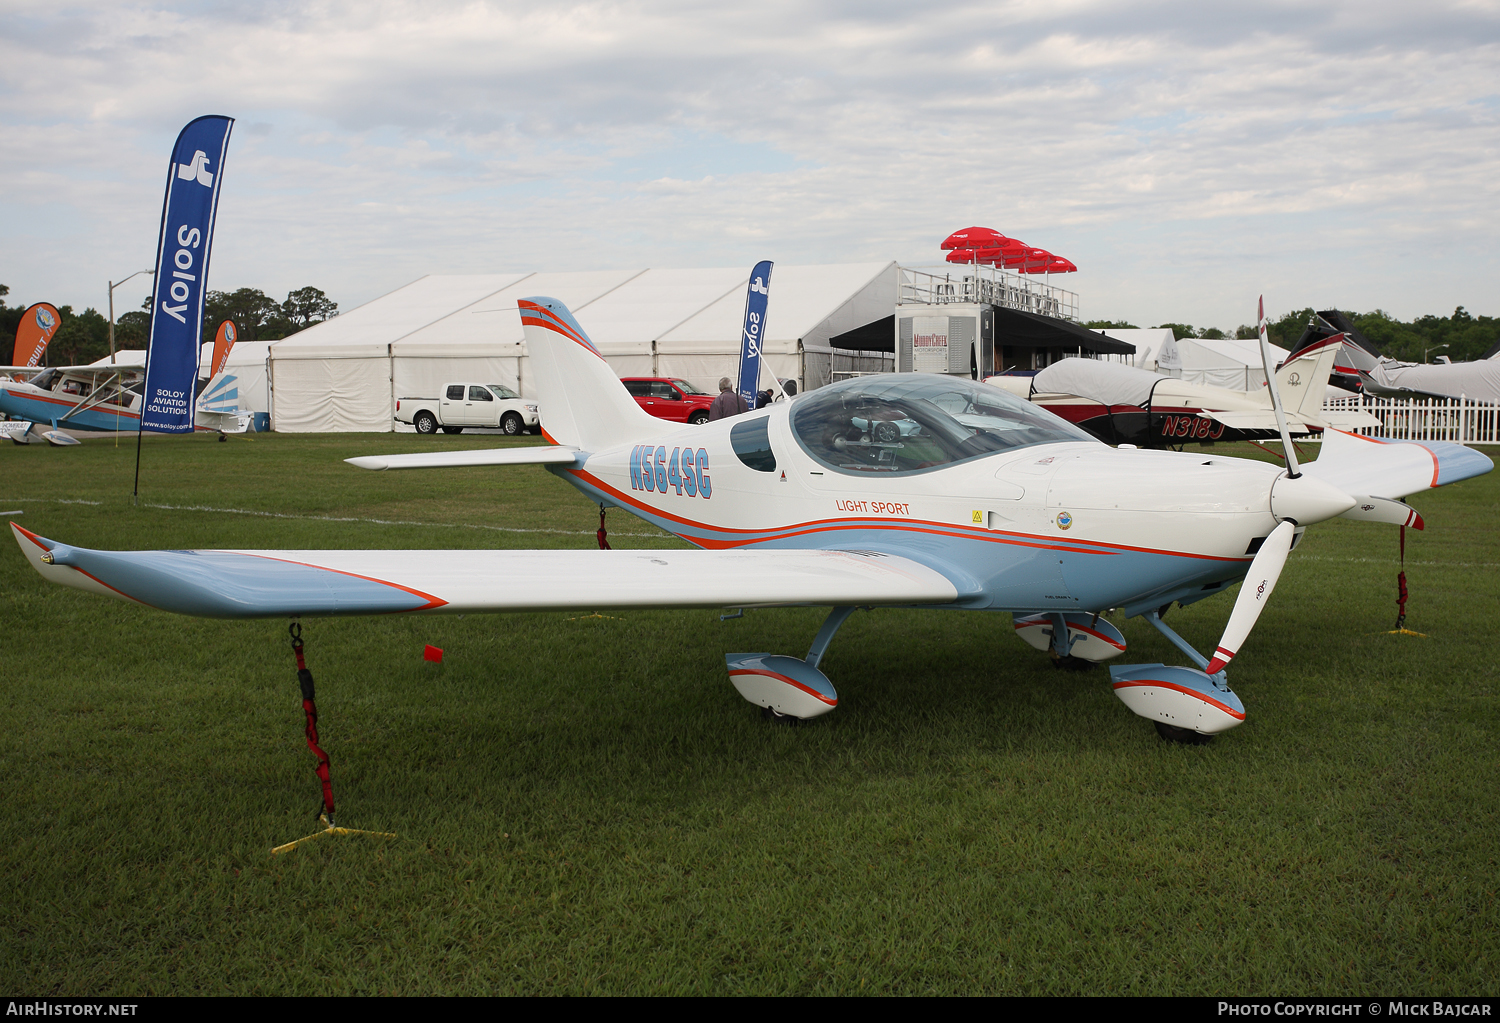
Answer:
501, 412, 524, 435
761, 707, 800, 726
414, 412, 437, 435
441, 425, 463, 434
1049, 654, 1097, 672
1154, 721, 1214, 745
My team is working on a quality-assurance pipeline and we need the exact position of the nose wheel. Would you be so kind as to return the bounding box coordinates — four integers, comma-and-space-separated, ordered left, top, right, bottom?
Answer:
1154, 720, 1215, 745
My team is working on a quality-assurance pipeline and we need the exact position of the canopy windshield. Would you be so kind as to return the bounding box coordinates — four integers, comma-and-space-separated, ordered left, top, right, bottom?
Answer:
790, 374, 1096, 475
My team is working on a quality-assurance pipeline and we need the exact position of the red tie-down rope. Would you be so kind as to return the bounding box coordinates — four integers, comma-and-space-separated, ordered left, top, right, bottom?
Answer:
289, 621, 335, 824
1394, 525, 1408, 631
597, 503, 612, 550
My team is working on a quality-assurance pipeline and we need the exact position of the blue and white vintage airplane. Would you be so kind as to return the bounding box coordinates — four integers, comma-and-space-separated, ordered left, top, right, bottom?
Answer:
9, 297, 1492, 741
1, 352, 240, 444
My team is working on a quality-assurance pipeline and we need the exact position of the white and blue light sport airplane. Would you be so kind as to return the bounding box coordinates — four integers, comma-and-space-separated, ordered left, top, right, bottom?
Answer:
10, 297, 1492, 742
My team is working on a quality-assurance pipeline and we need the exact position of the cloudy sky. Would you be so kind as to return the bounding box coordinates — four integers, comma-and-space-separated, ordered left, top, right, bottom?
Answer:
3, 0, 1498, 331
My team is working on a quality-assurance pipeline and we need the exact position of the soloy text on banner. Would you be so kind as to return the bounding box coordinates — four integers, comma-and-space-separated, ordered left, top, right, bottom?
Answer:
140, 115, 234, 433
736, 260, 773, 411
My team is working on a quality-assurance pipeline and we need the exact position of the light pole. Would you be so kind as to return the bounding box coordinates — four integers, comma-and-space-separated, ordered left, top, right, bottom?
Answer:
1423, 343, 1449, 364
108, 270, 155, 364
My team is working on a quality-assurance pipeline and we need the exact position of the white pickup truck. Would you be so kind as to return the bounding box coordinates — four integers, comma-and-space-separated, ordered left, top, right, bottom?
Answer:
395, 383, 540, 435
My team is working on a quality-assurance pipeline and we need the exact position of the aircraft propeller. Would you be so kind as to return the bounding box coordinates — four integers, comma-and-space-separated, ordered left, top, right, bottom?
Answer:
1204, 518, 1295, 674
1202, 297, 1353, 675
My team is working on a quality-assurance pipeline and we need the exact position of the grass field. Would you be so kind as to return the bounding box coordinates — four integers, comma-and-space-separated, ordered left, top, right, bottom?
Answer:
1, 432, 1497, 995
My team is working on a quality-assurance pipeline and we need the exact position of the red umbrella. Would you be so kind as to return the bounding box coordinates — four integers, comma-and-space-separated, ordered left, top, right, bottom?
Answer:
1035, 258, 1077, 274
945, 246, 1011, 265
940, 226, 1008, 251
1003, 247, 1054, 271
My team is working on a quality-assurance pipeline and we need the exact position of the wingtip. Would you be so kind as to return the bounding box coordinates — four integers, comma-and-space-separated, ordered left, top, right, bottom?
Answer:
345, 456, 388, 471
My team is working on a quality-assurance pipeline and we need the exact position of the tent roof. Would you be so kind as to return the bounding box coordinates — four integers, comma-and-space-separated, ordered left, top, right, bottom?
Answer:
269, 274, 533, 358
272, 264, 900, 361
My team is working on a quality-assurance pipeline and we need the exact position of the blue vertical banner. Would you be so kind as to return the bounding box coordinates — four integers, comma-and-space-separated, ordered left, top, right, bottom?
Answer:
736, 260, 773, 411
141, 115, 234, 432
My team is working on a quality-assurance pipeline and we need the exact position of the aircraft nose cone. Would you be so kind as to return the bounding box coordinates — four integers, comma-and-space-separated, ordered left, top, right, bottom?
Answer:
1271, 472, 1356, 525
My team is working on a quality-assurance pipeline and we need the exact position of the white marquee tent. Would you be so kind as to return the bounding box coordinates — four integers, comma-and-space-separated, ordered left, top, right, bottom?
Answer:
1154, 335, 1291, 390
1088, 327, 1172, 368
266, 263, 899, 432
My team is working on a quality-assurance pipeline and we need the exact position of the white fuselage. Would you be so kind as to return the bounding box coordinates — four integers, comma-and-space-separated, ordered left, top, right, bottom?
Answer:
550, 400, 1289, 616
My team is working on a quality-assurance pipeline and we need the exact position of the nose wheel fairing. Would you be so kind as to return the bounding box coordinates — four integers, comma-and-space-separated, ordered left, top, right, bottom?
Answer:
1106, 608, 1246, 735
1108, 664, 1246, 734
724, 605, 854, 720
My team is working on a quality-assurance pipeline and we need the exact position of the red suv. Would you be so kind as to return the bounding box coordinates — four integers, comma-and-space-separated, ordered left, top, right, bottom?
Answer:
620, 377, 716, 424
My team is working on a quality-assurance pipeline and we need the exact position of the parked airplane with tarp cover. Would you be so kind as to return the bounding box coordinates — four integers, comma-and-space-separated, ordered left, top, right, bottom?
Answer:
987, 333, 1378, 447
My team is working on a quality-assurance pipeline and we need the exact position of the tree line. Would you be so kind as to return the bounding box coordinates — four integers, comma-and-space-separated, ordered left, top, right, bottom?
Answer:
1085, 306, 1500, 363
2, 284, 338, 367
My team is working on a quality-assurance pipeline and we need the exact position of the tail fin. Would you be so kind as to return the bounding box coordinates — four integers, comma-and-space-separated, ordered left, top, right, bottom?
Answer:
1274, 333, 1343, 420
519, 297, 672, 450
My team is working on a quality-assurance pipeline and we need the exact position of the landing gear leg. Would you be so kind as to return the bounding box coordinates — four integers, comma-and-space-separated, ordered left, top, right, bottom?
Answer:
1047, 612, 1096, 672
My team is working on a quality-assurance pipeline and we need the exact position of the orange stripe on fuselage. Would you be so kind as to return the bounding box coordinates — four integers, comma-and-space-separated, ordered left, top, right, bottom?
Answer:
566, 466, 1250, 563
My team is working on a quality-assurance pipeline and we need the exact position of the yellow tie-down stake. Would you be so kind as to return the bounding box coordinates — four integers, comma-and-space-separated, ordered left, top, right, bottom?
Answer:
271, 814, 397, 856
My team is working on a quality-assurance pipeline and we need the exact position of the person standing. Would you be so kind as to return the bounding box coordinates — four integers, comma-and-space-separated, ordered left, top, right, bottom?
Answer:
707, 376, 749, 421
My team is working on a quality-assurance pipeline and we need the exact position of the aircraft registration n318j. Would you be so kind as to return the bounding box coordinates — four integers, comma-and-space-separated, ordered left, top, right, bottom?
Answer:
10, 297, 1492, 741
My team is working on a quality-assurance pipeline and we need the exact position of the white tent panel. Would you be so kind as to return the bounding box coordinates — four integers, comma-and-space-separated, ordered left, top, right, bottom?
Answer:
271, 353, 393, 432
1089, 327, 1171, 367
268, 274, 531, 431
393, 356, 525, 403
1174, 336, 1290, 391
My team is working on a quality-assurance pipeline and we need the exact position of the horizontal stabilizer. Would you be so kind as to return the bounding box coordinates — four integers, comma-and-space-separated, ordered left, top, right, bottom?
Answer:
1339, 496, 1424, 529
1317, 409, 1383, 431
346, 446, 582, 471
11, 522, 958, 618
1199, 410, 1320, 433
1304, 429, 1493, 500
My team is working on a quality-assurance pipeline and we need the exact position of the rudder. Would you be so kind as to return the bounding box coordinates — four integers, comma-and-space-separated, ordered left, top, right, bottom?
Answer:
519, 297, 671, 450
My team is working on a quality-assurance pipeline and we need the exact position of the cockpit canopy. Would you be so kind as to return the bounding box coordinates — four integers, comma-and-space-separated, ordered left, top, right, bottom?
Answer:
790, 374, 1096, 475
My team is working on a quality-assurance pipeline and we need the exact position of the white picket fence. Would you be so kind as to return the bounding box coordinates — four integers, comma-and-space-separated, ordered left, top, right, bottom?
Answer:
1322, 393, 1500, 445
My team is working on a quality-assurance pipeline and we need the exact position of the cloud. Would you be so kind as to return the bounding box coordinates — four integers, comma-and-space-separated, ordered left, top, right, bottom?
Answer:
2, 0, 1499, 329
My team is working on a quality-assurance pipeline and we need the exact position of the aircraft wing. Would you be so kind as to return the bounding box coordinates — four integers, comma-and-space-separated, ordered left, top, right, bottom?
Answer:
0, 362, 143, 375
1303, 429, 1493, 501
346, 446, 582, 471
10, 522, 959, 618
